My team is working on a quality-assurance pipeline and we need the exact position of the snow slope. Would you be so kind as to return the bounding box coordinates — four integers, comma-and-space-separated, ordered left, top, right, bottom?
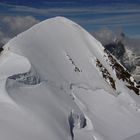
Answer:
0, 17, 140, 140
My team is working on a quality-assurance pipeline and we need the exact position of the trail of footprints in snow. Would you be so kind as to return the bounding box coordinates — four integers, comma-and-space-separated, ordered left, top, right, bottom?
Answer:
65, 53, 82, 73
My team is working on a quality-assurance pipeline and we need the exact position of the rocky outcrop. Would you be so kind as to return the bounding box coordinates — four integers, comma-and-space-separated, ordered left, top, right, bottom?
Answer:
0, 44, 4, 53
104, 49, 139, 95
94, 30, 140, 85
96, 59, 116, 90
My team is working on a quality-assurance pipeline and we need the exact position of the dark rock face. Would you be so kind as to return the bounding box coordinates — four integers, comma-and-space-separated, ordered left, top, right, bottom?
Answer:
0, 43, 4, 53
96, 59, 116, 90
0, 47, 3, 53
104, 49, 139, 95
0, 42, 4, 48
103, 39, 140, 86
94, 30, 140, 85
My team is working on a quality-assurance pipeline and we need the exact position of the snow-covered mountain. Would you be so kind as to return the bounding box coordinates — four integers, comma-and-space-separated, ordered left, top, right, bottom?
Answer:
0, 17, 140, 140
93, 29, 140, 85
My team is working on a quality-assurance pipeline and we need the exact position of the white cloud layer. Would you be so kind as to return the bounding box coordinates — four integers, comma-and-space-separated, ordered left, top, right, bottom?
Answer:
0, 16, 39, 43
93, 28, 140, 55
3, 3, 139, 15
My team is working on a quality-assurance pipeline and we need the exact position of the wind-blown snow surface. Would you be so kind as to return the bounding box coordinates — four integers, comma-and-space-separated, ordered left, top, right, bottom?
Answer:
0, 17, 140, 140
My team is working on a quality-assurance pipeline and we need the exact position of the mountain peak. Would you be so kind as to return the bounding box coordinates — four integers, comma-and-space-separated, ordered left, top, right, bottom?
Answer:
1, 17, 140, 140
4, 16, 139, 95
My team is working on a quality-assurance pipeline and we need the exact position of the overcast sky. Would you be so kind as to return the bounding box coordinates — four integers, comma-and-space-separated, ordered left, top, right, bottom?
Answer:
0, 0, 140, 43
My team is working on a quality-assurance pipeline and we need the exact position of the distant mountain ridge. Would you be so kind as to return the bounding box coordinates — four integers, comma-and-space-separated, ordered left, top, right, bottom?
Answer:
93, 29, 140, 85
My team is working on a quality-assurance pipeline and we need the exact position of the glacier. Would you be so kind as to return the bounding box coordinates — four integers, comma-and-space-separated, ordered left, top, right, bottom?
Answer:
0, 17, 140, 140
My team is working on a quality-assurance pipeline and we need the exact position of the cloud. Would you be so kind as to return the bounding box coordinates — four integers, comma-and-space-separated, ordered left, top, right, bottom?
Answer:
7, 2, 138, 30
125, 38, 140, 55
0, 31, 9, 43
10, 4, 140, 16
92, 28, 116, 45
2, 16, 39, 34
0, 31, 4, 38
0, 2, 140, 30
0, 1, 140, 43
93, 28, 140, 55
0, 16, 39, 43
1, 2, 140, 16
76, 14, 140, 26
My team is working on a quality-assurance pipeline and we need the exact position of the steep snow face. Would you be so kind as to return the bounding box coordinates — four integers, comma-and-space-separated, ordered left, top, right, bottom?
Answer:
6, 17, 107, 90
0, 17, 140, 140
